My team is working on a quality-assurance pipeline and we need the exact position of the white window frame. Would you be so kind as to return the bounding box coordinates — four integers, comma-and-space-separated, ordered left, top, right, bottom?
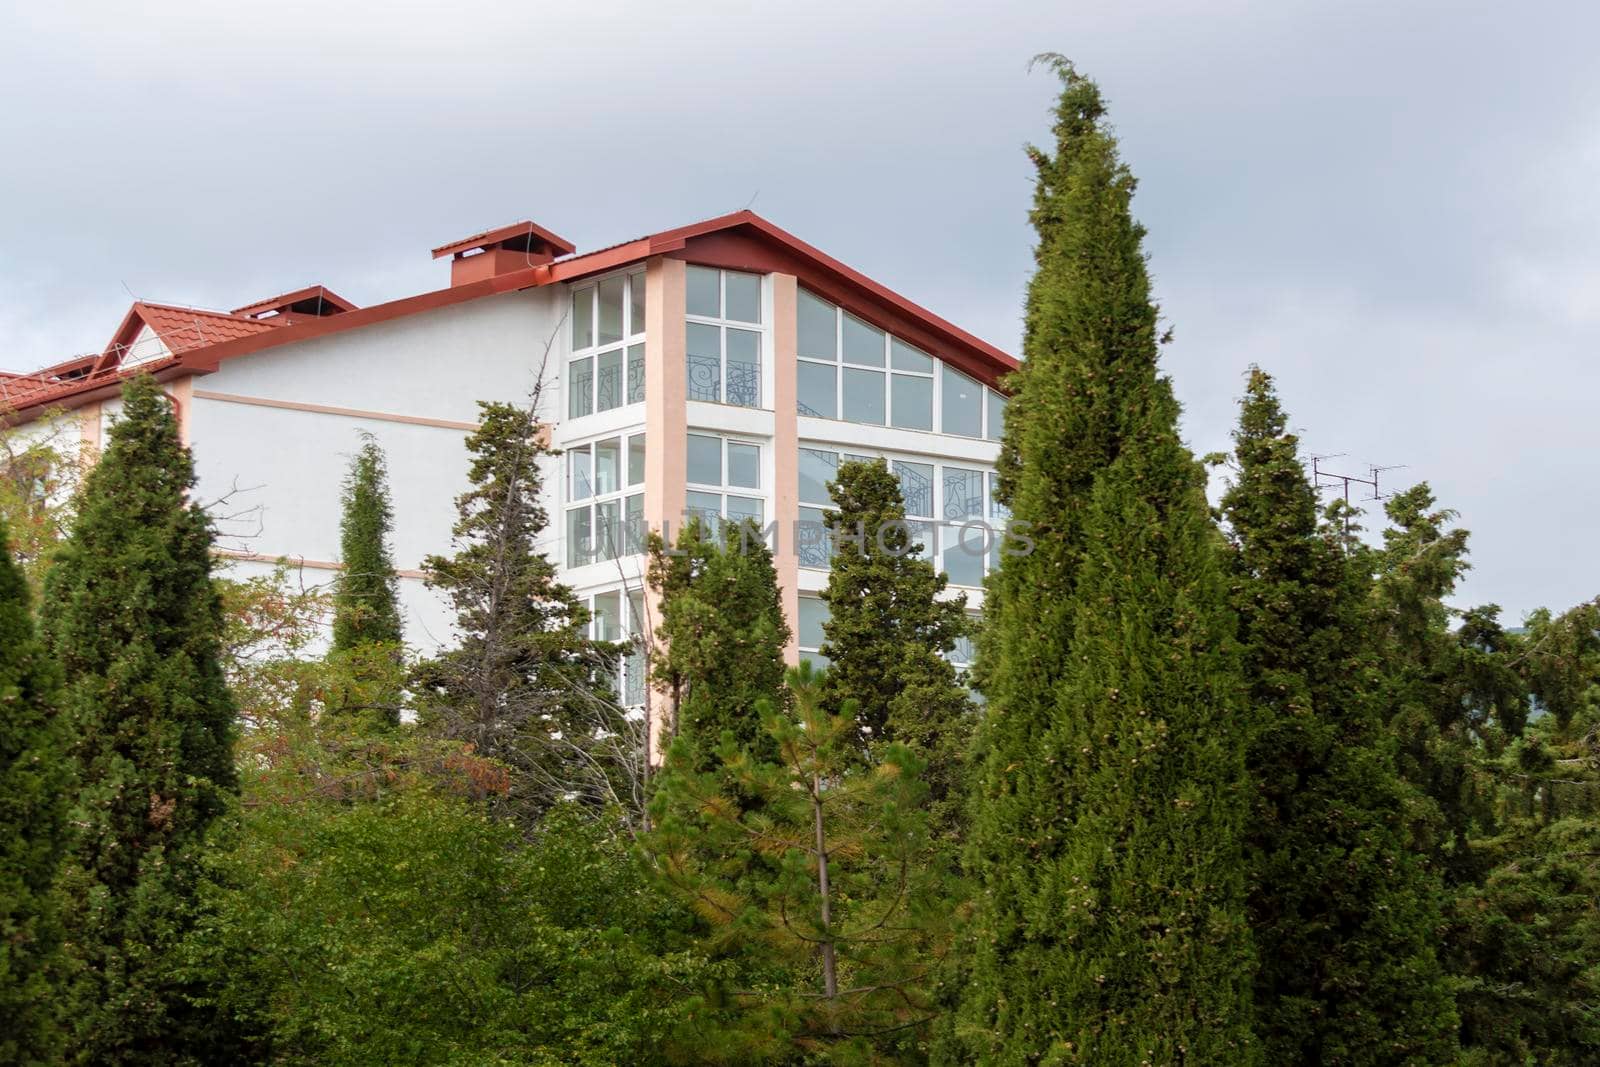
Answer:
795, 443, 1000, 588
685, 431, 766, 532
569, 270, 646, 420
796, 287, 1008, 439
565, 431, 646, 568
587, 587, 650, 709
685, 266, 768, 410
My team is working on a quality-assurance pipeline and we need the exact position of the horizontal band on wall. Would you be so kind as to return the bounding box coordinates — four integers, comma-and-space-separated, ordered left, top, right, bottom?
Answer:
192, 389, 481, 432
213, 547, 428, 581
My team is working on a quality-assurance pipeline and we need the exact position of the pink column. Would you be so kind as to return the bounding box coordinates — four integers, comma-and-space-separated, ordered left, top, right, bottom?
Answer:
771, 274, 801, 665
643, 256, 687, 758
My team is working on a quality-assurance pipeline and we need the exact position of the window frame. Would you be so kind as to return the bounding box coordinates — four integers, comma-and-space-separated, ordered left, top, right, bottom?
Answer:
569, 270, 647, 420
684, 431, 766, 532
685, 266, 767, 410
565, 431, 647, 568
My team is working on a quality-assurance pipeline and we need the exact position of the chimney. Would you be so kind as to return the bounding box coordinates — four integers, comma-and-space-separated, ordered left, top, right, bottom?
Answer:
431, 220, 576, 287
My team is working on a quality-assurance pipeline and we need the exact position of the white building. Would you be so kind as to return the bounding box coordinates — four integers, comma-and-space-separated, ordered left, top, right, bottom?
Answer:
1, 212, 1017, 733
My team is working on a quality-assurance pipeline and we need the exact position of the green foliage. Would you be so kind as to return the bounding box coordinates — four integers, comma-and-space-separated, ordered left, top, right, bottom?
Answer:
331, 432, 403, 654
39, 374, 238, 1063
647, 518, 789, 765
959, 57, 1257, 1064
819, 458, 973, 841
0, 412, 76, 595
0, 518, 70, 1064
647, 662, 949, 1063
413, 402, 615, 823
1222, 368, 1457, 1064
186, 721, 701, 1066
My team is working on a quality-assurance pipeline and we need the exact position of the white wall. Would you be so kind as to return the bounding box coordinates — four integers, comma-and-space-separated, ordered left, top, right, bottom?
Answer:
188, 287, 566, 650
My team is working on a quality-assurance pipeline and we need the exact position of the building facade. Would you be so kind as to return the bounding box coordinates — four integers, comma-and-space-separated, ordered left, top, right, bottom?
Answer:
1, 211, 1017, 736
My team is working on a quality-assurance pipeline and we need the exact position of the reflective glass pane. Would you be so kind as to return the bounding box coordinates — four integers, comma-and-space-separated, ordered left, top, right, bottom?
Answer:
593, 591, 621, 641
686, 433, 721, 486
571, 286, 593, 349
724, 271, 761, 323
798, 505, 832, 568
986, 390, 1007, 441
686, 265, 720, 318
566, 506, 592, 568
627, 433, 645, 486
596, 348, 623, 412
626, 343, 646, 404
726, 495, 763, 528
625, 493, 645, 554
568, 357, 593, 419
798, 597, 829, 649
941, 363, 982, 437
629, 271, 646, 336
799, 448, 837, 505
841, 312, 886, 366
797, 290, 837, 361
598, 275, 625, 346
943, 522, 987, 587
893, 460, 935, 517
944, 467, 985, 520
568, 446, 593, 500
686, 322, 721, 403
685, 490, 722, 531
725, 328, 761, 408
842, 367, 886, 426
594, 437, 621, 495
890, 373, 933, 431
596, 498, 622, 559
797, 361, 837, 419
890, 338, 934, 372
728, 441, 760, 489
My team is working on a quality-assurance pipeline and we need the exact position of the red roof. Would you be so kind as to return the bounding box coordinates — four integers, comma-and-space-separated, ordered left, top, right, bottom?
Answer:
4, 211, 1016, 421
232, 285, 357, 318
431, 220, 576, 260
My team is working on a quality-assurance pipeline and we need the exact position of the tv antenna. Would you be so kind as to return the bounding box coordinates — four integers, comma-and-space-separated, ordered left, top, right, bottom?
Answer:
1309, 454, 1405, 536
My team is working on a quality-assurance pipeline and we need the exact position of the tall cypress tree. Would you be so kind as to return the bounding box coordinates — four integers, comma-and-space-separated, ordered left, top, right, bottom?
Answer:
959, 58, 1257, 1064
41, 374, 238, 1063
819, 458, 972, 836
646, 518, 789, 765
0, 517, 70, 1064
1222, 368, 1457, 1063
331, 433, 402, 652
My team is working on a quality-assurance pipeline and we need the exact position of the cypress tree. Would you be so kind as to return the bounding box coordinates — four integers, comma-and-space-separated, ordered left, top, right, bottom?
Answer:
1222, 368, 1457, 1063
819, 458, 972, 836
959, 58, 1257, 1063
331, 433, 403, 652
41, 373, 238, 1063
646, 518, 789, 764
0, 517, 70, 1064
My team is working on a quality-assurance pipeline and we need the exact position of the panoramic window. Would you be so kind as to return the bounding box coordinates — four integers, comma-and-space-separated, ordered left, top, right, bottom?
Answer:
798, 444, 995, 587
569, 271, 646, 419
796, 287, 1002, 435
685, 266, 763, 408
566, 433, 646, 567
685, 432, 764, 533
798, 596, 830, 671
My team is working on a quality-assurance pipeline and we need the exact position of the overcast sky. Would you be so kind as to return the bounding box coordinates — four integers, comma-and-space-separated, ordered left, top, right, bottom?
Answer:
2, 0, 1595, 621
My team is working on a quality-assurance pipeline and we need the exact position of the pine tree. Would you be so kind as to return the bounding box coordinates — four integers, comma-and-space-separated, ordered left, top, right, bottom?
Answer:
646, 518, 789, 765
647, 661, 949, 1062
0, 517, 70, 1064
41, 373, 238, 1063
819, 458, 972, 837
412, 402, 605, 820
331, 433, 402, 652
1222, 368, 1457, 1063
959, 58, 1257, 1063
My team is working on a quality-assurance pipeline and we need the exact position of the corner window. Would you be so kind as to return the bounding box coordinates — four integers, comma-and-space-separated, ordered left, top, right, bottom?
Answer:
590, 589, 649, 708
566, 433, 646, 567
570, 272, 646, 419
686, 266, 764, 408
798, 596, 830, 672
